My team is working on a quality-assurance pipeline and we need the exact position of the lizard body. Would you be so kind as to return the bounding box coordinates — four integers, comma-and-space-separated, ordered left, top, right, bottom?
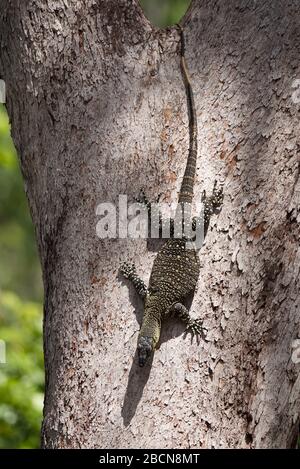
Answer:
120, 25, 223, 366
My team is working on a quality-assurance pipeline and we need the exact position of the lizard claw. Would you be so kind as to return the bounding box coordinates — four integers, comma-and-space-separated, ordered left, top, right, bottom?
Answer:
186, 318, 207, 337
120, 261, 136, 279
134, 188, 148, 205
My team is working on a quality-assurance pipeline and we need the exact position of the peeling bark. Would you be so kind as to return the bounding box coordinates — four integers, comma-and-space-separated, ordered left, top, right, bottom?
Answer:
0, 0, 299, 449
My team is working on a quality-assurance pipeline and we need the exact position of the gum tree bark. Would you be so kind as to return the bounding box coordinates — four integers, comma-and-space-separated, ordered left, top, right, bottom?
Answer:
0, 0, 299, 449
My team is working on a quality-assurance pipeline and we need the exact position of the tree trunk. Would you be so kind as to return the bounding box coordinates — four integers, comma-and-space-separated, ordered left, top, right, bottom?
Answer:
1, 0, 299, 449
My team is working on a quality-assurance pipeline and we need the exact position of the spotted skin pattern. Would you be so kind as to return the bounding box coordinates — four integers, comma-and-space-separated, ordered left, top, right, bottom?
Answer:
120, 26, 223, 366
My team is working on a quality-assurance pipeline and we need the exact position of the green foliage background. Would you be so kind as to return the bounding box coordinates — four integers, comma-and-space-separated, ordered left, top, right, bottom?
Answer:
140, 0, 190, 27
0, 104, 44, 448
0, 0, 190, 449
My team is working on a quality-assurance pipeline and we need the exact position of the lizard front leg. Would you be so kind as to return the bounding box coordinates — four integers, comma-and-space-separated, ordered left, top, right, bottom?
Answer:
169, 302, 206, 337
119, 262, 148, 299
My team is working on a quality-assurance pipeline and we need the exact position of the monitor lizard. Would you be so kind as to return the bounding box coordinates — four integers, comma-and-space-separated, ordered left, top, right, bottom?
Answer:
120, 25, 223, 367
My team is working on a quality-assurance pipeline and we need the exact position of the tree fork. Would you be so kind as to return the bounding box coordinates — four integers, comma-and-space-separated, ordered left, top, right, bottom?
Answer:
0, 0, 299, 449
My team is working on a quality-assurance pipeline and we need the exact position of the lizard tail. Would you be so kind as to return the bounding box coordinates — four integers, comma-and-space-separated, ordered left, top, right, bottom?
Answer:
177, 24, 198, 205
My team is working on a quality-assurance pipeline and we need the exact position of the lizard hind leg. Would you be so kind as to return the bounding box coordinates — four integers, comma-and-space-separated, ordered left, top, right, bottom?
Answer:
134, 188, 152, 215
211, 180, 224, 214
119, 261, 148, 299
134, 189, 163, 238
170, 302, 207, 338
134, 188, 163, 214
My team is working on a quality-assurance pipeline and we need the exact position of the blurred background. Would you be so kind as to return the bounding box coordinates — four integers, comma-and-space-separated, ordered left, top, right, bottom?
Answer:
0, 0, 190, 448
140, 0, 190, 28
0, 105, 44, 448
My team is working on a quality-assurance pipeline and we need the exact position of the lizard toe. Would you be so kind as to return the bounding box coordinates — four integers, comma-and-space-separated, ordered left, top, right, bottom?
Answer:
120, 261, 136, 279
186, 319, 205, 336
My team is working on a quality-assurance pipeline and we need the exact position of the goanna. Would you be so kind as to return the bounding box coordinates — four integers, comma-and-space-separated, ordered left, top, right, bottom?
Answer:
120, 25, 223, 367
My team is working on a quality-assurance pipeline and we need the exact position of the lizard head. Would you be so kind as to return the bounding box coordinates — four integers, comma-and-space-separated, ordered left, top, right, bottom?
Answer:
137, 336, 154, 367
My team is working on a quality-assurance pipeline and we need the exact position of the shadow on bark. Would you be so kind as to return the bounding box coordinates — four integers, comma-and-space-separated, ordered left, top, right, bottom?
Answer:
120, 271, 198, 426
121, 349, 153, 426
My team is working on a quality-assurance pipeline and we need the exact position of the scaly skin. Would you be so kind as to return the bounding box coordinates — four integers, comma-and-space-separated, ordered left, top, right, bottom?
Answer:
120, 25, 223, 366
140, 238, 200, 339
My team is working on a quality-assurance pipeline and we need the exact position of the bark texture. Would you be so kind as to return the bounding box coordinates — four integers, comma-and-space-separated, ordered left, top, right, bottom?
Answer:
0, 0, 299, 449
